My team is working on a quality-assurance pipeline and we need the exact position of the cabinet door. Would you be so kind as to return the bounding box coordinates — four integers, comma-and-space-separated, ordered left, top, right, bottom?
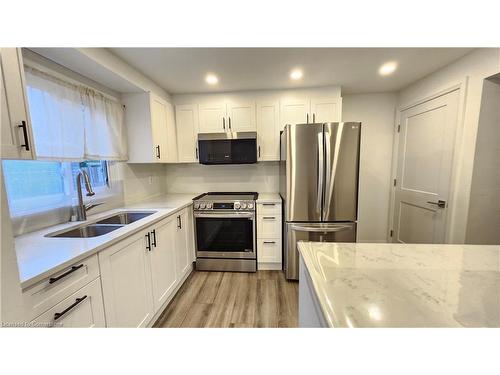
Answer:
257, 214, 281, 238
199, 102, 227, 133
1, 48, 35, 159
227, 100, 256, 132
280, 99, 310, 128
257, 238, 282, 263
31, 278, 106, 328
310, 97, 341, 123
175, 209, 191, 279
149, 216, 178, 311
164, 101, 178, 162
99, 232, 155, 327
150, 94, 168, 161
175, 104, 199, 162
256, 102, 280, 161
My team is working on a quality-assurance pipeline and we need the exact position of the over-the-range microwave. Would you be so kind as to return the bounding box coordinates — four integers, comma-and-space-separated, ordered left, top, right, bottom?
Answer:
197, 132, 257, 165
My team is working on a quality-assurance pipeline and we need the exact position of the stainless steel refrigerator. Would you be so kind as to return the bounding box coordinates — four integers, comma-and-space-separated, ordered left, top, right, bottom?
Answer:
279, 122, 361, 280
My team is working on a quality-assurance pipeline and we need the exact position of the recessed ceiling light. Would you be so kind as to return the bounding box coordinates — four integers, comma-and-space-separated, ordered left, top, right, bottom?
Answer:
379, 61, 398, 76
290, 69, 303, 80
205, 73, 218, 85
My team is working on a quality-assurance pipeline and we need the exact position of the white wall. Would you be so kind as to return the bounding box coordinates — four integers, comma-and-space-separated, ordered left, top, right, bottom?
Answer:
165, 162, 279, 194
342, 93, 396, 242
117, 163, 167, 205
395, 48, 500, 243
465, 78, 500, 244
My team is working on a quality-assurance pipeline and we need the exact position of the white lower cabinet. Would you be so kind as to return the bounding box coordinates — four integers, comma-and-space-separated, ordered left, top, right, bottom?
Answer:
149, 215, 178, 311
99, 231, 155, 327
31, 277, 105, 328
99, 206, 194, 327
256, 201, 283, 270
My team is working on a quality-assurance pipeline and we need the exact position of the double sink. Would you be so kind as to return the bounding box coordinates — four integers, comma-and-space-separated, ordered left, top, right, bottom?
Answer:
46, 211, 157, 238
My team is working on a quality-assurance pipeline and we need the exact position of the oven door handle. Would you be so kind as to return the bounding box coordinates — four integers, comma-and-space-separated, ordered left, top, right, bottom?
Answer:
194, 213, 255, 219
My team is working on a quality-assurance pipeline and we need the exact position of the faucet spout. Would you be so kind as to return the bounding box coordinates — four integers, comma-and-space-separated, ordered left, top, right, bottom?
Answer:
73, 170, 96, 221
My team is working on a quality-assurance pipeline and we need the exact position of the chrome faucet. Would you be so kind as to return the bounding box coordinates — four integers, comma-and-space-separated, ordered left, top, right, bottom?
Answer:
72, 170, 103, 221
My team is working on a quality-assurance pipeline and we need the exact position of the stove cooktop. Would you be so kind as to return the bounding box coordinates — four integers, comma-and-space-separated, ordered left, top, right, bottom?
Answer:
193, 192, 258, 201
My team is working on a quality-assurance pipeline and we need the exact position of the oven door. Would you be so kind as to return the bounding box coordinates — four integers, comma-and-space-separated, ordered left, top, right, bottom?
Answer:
194, 212, 256, 259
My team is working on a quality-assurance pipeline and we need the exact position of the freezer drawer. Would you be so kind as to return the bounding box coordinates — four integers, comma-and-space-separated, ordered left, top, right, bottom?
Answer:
284, 222, 356, 280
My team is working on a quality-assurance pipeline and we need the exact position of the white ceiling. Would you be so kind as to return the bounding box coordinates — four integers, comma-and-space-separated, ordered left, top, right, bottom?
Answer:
109, 48, 473, 95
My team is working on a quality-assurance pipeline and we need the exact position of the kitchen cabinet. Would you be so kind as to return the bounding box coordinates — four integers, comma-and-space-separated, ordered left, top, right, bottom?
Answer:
123, 92, 178, 163
31, 278, 106, 328
149, 215, 178, 311
256, 201, 282, 270
256, 101, 280, 161
198, 100, 256, 133
175, 208, 192, 279
175, 104, 199, 162
0, 48, 36, 160
99, 230, 155, 327
280, 96, 341, 128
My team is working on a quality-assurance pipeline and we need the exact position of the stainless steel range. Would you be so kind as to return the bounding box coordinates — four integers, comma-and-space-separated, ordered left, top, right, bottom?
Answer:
193, 192, 258, 272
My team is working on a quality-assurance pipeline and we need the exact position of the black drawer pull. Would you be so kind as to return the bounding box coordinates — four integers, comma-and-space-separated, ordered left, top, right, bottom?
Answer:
53, 295, 87, 321
263, 216, 276, 220
145, 232, 152, 251
177, 215, 182, 229
263, 241, 276, 244
18, 121, 30, 151
156, 145, 161, 159
49, 264, 84, 284
262, 203, 276, 206
151, 229, 157, 247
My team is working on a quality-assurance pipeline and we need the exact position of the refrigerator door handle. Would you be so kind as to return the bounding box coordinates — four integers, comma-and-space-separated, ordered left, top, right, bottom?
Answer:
317, 131, 324, 216
290, 224, 353, 232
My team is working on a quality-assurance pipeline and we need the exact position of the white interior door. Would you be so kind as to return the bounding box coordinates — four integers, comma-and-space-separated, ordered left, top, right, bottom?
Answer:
392, 90, 460, 243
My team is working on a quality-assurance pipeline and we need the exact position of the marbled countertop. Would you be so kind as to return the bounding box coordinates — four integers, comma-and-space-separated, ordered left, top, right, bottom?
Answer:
298, 242, 500, 327
256, 193, 281, 203
15, 194, 196, 290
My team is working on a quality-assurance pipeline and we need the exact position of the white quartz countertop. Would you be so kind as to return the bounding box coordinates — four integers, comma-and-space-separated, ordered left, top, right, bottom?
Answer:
15, 194, 196, 290
256, 193, 281, 203
298, 242, 500, 328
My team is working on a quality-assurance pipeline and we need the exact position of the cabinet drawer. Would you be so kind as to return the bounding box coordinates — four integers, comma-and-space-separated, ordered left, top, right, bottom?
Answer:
257, 238, 282, 263
257, 202, 281, 215
31, 277, 106, 328
22, 254, 100, 321
257, 214, 281, 238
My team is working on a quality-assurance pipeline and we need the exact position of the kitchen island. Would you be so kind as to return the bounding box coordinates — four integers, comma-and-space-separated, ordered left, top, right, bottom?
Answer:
298, 242, 500, 327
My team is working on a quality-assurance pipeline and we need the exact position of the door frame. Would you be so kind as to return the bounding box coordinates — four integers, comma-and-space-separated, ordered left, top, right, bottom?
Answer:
387, 77, 469, 243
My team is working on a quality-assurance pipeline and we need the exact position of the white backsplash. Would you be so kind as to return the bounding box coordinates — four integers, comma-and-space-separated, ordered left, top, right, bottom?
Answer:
165, 162, 279, 194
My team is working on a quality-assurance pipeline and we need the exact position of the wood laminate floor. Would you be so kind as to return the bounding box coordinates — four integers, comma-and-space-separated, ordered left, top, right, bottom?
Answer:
153, 270, 298, 328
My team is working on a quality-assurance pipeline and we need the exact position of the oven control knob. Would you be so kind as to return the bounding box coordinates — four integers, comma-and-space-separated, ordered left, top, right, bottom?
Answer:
234, 202, 241, 210
206, 203, 212, 209
247, 203, 254, 209
200, 203, 206, 209
241, 203, 247, 209
194, 203, 200, 210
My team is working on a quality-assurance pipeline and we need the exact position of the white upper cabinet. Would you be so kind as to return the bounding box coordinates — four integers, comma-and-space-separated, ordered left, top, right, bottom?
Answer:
310, 97, 342, 123
227, 100, 256, 132
123, 92, 177, 163
175, 104, 199, 162
280, 98, 310, 127
256, 101, 280, 161
0, 48, 36, 160
198, 102, 227, 133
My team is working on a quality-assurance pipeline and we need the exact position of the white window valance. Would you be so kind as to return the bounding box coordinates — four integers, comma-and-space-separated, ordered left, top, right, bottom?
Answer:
24, 66, 128, 161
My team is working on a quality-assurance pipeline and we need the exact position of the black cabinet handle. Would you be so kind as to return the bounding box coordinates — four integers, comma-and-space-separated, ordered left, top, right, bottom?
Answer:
258, 145, 261, 158
228, 116, 231, 130
262, 203, 276, 206
18, 121, 30, 151
263, 216, 276, 220
313, 113, 316, 123
155, 145, 161, 159
177, 215, 182, 229
263, 241, 276, 244
223, 117, 226, 130
151, 229, 157, 247
145, 232, 151, 251
49, 264, 84, 284
306, 113, 309, 124
195, 147, 198, 160
53, 295, 87, 321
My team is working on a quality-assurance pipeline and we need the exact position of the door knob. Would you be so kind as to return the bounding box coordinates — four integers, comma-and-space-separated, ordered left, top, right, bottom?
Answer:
427, 200, 446, 208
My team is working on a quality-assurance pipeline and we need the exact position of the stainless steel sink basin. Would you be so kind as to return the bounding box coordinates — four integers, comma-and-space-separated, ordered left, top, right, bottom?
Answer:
96, 211, 156, 225
47, 224, 124, 238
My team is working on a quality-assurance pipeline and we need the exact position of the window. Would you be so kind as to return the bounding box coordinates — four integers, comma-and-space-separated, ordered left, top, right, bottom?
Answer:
2, 160, 109, 217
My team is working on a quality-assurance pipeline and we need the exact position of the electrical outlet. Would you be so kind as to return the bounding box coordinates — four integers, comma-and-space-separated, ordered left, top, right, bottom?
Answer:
148, 175, 154, 185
